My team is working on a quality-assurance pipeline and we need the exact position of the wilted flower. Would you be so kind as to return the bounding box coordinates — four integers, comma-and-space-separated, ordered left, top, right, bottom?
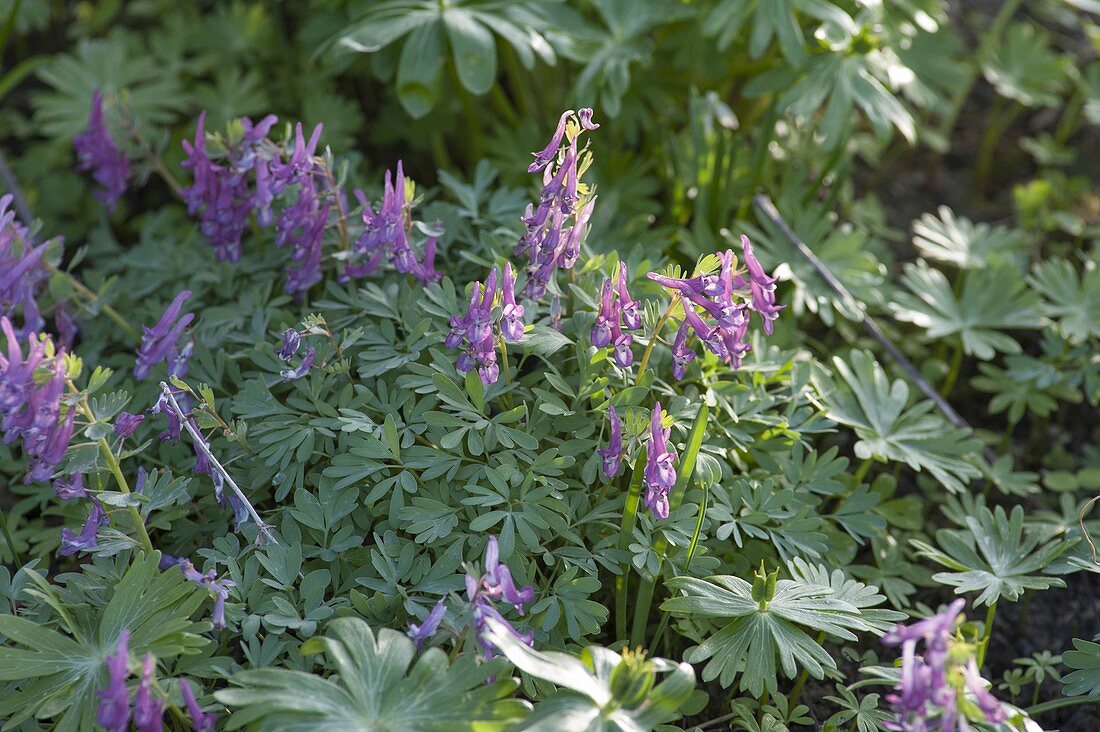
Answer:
180, 679, 217, 732
114, 411, 145, 439
597, 405, 623, 478
277, 328, 301, 361
59, 502, 108, 556
73, 90, 131, 212
133, 654, 165, 732
467, 535, 535, 659
279, 345, 316, 382
95, 630, 131, 732
643, 404, 676, 520
134, 291, 193, 380
179, 559, 236, 629
0, 195, 49, 335
408, 599, 446, 650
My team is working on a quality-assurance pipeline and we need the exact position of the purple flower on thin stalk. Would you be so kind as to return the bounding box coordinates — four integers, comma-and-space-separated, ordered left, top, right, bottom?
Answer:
133, 653, 165, 732
449, 270, 500, 386
179, 559, 236, 629
180, 680, 217, 732
277, 328, 301, 361
500, 262, 525, 342
597, 405, 622, 478
115, 411, 145, 439
0, 196, 49, 336
53, 472, 86, 500
738, 235, 783, 335
274, 124, 328, 297
468, 535, 535, 660
59, 502, 109, 556
590, 279, 616, 349
149, 389, 183, 442
95, 630, 131, 732
408, 599, 446, 651
643, 404, 676, 520
73, 90, 131, 212
279, 345, 316, 382
616, 262, 641, 330
963, 659, 1007, 725
134, 291, 194, 380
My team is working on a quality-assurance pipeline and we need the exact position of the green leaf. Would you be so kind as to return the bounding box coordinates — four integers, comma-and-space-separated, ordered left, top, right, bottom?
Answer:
1063, 638, 1100, 699
0, 552, 209, 728
981, 23, 1069, 107
515, 325, 573, 358
445, 9, 496, 95
890, 261, 1040, 359
216, 617, 529, 730
1028, 255, 1100, 344
911, 503, 1071, 606
814, 350, 982, 492
912, 206, 1028, 269
662, 574, 867, 695
396, 21, 444, 119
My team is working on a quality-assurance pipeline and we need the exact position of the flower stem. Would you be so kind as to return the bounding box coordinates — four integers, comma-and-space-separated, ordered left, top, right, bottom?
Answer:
1027, 695, 1096, 716
940, 343, 964, 398
97, 435, 155, 554
615, 447, 647, 640
636, 297, 678, 380
44, 260, 140, 339
977, 600, 998, 668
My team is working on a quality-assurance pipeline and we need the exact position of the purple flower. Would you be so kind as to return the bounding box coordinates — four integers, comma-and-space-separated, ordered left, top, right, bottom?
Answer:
55, 302, 78, 349
0, 197, 49, 335
449, 270, 500, 386
274, 125, 329, 298
59, 502, 108, 556
95, 630, 131, 732
279, 345, 316, 382
739, 235, 783, 335
591, 279, 616, 349
135, 291, 194, 380
671, 324, 695, 380
500, 262, 525, 341
643, 404, 676, 520
115, 411, 145, 439
516, 110, 599, 301
408, 599, 446, 650
611, 323, 634, 368
179, 559, 236, 628
616, 262, 641, 330
74, 90, 130, 212
180, 679, 217, 732
133, 654, 165, 732
597, 405, 622, 478
277, 328, 301, 361
963, 659, 1007, 724
467, 535, 535, 659
53, 472, 86, 501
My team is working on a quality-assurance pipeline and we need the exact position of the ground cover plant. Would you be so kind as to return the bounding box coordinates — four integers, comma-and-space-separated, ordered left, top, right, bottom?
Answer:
0, 0, 1099, 730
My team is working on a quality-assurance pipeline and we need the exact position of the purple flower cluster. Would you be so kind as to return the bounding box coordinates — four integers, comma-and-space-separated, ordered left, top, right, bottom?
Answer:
95, 632, 168, 732
591, 262, 641, 367
447, 263, 524, 386
644, 403, 677, 520
648, 236, 783, 376
0, 318, 76, 484
882, 599, 1007, 730
73, 90, 131, 212
182, 112, 276, 263
180, 679, 218, 732
598, 405, 623, 478
0, 193, 49, 336
344, 162, 441, 285
59, 501, 108, 556
408, 599, 446, 651
515, 109, 599, 301
134, 290, 194, 380
181, 113, 338, 296
467, 535, 535, 659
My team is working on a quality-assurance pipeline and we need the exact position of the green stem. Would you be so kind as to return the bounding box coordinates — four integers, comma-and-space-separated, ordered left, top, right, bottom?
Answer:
98, 436, 155, 555
615, 448, 647, 641
977, 600, 998, 668
45, 261, 140, 340
940, 343, 964, 398
1054, 87, 1084, 145
788, 632, 826, 707
738, 97, 778, 220
0, 508, 22, 566
974, 100, 1024, 192
636, 297, 679, 381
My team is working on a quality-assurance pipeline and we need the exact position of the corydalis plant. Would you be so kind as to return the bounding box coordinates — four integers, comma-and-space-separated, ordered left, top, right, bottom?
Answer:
467, 535, 535, 659
591, 262, 641, 368
516, 108, 599, 301
648, 236, 783, 376
447, 262, 525, 386
0, 194, 49, 336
